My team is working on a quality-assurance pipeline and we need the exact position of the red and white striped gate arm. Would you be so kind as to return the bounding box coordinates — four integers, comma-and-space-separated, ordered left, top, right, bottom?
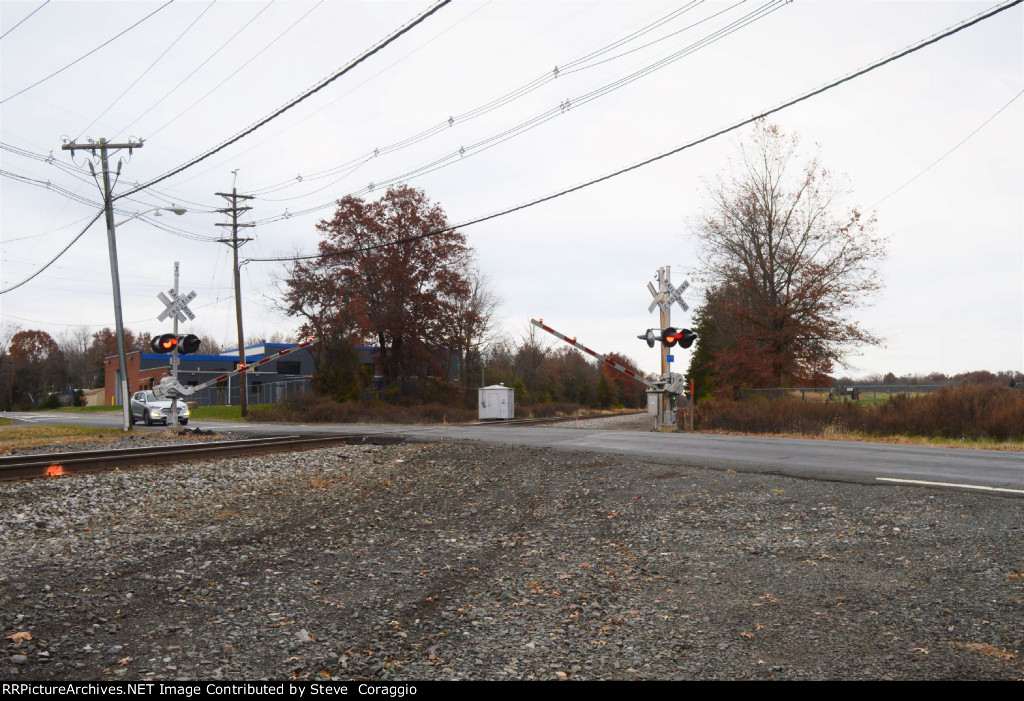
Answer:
530, 318, 655, 390
189, 338, 318, 394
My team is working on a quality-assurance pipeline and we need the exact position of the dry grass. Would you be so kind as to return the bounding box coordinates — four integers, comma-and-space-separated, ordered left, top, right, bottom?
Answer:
954, 642, 1018, 661
0, 425, 220, 453
695, 385, 1024, 446
697, 428, 1024, 452
0, 425, 129, 453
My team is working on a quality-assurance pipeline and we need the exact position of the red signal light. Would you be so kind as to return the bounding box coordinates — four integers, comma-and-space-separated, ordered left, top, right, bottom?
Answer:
152, 333, 179, 354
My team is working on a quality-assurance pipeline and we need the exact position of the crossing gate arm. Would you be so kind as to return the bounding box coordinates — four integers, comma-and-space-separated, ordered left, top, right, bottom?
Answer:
155, 339, 318, 398
530, 318, 656, 390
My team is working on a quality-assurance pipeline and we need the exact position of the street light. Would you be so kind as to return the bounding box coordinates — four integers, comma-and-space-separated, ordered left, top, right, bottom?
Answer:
108, 206, 187, 432
114, 206, 187, 227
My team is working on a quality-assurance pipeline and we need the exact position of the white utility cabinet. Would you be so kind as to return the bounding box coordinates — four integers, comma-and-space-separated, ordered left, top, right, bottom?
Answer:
478, 384, 514, 420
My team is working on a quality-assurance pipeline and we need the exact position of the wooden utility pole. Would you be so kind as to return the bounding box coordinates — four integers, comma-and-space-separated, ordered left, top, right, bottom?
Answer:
215, 189, 254, 416
61, 138, 143, 432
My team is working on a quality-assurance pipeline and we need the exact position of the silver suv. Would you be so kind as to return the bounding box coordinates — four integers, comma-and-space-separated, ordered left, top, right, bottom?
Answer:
129, 390, 190, 426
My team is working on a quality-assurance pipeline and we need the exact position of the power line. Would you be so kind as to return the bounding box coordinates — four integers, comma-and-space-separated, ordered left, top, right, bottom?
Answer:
114, 0, 276, 138
113, 0, 452, 203
872, 87, 1024, 208
0, 169, 104, 209
1, 213, 97, 244
144, 1, 324, 140
1, 1, 451, 296
0, 211, 103, 294
2, 141, 223, 213
245, 0, 1023, 265
75, 0, 219, 141
0, 1, 174, 104
0, 0, 51, 41
246, 0, 722, 198
249, 0, 788, 221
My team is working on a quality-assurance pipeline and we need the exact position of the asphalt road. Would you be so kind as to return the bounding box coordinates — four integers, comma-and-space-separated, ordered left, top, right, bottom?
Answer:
3, 411, 1022, 496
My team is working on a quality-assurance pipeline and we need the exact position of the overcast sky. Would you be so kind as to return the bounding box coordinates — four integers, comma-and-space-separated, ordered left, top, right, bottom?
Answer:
1, 0, 1021, 380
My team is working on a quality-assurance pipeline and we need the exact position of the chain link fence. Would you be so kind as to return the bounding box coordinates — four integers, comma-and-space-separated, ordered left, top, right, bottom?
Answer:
188, 378, 312, 407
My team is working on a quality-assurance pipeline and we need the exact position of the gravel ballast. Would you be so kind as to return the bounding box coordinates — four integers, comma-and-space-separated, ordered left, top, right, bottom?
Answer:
1, 429, 1022, 681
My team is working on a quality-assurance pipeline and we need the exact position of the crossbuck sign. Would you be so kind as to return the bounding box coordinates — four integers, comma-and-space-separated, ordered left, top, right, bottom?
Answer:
157, 289, 197, 323
647, 279, 689, 314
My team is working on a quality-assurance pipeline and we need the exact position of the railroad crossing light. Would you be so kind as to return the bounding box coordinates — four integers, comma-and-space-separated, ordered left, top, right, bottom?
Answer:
178, 334, 201, 354
660, 327, 681, 347
637, 329, 658, 348
661, 327, 698, 348
151, 333, 178, 353
150, 334, 201, 354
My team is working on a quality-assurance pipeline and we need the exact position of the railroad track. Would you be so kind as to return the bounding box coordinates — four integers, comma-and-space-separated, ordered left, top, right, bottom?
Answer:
0, 434, 401, 481
0, 412, 646, 481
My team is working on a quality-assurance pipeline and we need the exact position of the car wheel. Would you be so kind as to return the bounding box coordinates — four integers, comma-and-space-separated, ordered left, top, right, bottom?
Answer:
180, 419, 189, 426
129, 410, 136, 426
144, 410, 153, 426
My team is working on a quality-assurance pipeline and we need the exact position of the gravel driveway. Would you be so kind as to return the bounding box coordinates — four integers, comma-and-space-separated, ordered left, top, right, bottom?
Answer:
2, 430, 1021, 680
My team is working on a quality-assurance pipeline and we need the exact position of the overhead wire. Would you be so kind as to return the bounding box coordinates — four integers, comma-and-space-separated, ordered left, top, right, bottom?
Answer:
0, 169, 105, 209
0, 0, 51, 41
244, 0, 1024, 265
112, 0, 452, 203
0, 1, 174, 104
0, 211, 104, 294
246, 0, 715, 197
249, 0, 787, 222
165, 0, 594, 192
114, 0, 278, 138
75, 0, 219, 141
1, 0, 452, 296
871, 87, 1024, 208
1, 212, 97, 244
144, 1, 324, 140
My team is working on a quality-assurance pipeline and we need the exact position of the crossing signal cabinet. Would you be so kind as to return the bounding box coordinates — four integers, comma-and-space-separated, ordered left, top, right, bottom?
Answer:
478, 384, 515, 420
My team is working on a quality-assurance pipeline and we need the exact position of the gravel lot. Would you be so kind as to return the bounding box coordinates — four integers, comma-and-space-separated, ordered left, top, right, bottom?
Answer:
2, 421, 1022, 681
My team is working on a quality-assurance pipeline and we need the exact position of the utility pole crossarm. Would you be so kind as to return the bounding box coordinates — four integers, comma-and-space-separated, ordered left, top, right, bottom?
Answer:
530, 318, 655, 390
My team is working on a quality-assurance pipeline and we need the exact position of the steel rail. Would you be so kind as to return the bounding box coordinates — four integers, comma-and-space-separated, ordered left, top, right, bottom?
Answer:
0, 412, 646, 481
0, 434, 394, 481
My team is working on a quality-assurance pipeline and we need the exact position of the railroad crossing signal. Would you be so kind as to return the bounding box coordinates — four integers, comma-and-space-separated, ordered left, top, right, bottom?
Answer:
151, 334, 201, 354
660, 327, 697, 348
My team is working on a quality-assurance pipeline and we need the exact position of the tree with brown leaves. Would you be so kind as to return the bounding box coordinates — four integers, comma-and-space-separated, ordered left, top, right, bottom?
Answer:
689, 122, 886, 396
283, 185, 473, 399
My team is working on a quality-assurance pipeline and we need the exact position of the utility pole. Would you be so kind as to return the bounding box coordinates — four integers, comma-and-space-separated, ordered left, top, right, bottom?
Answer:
215, 188, 254, 416
61, 138, 143, 432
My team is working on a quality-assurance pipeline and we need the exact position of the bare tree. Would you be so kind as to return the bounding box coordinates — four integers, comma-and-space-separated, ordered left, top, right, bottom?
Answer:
0, 322, 21, 410
452, 267, 502, 392
691, 122, 886, 393
57, 327, 93, 389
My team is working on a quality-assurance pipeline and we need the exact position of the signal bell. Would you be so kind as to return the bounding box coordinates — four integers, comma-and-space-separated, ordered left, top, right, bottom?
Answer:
637, 329, 658, 348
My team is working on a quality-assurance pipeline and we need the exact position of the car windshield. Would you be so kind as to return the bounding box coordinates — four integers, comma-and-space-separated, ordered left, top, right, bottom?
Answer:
144, 391, 158, 401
